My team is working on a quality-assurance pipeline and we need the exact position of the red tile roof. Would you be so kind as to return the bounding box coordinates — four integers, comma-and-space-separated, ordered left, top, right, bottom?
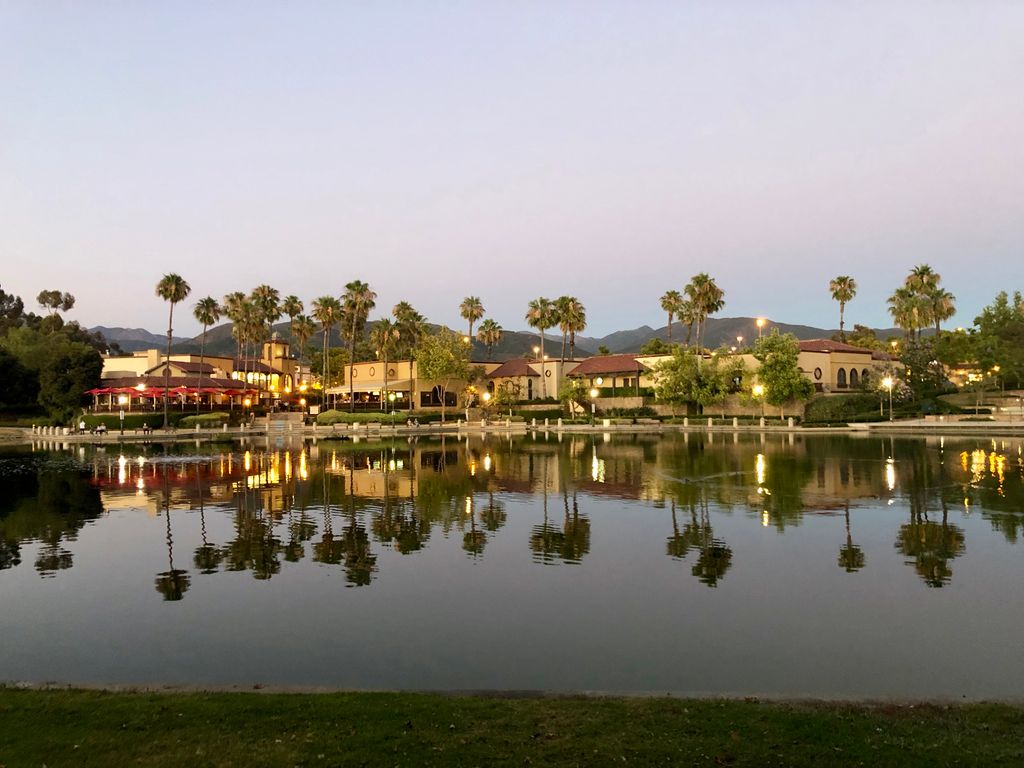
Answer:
798, 339, 874, 355
146, 361, 216, 374
487, 359, 539, 378
567, 354, 646, 376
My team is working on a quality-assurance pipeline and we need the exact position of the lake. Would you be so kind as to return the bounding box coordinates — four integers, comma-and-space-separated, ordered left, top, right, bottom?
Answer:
1, 431, 1022, 699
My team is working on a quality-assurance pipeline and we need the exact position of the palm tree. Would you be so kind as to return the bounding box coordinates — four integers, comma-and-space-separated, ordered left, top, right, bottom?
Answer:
222, 291, 247, 360
554, 296, 570, 361
680, 299, 698, 346
370, 318, 401, 412
459, 296, 485, 341
838, 505, 865, 572
685, 273, 725, 351
905, 264, 939, 294
829, 276, 857, 342
560, 297, 587, 360
251, 285, 281, 401
930, 288, 956, 333
311, 296, 342, 409
342, 281, 377, 411
155, 273, 191, 429
192, 297, 221, 414
392, 301, 426, 359
282, 295, 303, 322
290, 314, 316, 360
660, 290, 683, 343
476, 318, 503, 360
525, 297, 556, 398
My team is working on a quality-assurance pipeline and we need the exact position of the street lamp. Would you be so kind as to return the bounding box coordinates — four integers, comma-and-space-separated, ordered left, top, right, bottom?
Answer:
589, 387, 599, 421
756, 318, 766, 339
752, 383, 765, 419
388, 391, 396, 415
882, 376, 894, 422
736, 335, 743, 348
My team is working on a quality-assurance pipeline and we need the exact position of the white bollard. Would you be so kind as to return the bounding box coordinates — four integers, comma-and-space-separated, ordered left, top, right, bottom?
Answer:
788, 417, 794, 429
557, 418, 562, 429
683, 417, 688, 428
707, 417, 713, 428
732, 417, 738, 429
760, 416, 765, 428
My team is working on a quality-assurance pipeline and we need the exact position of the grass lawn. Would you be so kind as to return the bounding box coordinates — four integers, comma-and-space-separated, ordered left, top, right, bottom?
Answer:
2, 688, 1023, 767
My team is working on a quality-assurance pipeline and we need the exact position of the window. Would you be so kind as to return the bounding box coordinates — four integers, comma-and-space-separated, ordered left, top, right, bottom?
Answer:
849, 368, 859, 387
837, 368, 847, 388
861, 368, 870, 383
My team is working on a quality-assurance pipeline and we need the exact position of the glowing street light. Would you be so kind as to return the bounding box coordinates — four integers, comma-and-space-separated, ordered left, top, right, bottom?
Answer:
882, 376, 894, 422
752, 383, 765, 419
756, 318, 766, 339
589, 387, 599, 420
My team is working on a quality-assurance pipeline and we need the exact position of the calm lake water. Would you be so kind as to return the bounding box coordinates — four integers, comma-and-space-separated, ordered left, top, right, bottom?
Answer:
2, 432, 1022, 698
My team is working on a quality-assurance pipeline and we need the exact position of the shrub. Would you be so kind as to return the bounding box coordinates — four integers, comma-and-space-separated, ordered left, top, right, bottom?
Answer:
803, 394, 880, 424
81, 413, 170, 430
317, 410, 407, 425
178, 412, 232, 428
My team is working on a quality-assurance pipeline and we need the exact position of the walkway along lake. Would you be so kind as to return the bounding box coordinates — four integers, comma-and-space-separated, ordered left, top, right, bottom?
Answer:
1, 432, 1022, 699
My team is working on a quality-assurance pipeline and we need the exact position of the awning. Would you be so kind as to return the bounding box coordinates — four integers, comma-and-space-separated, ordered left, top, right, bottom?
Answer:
325, 379, 412, 395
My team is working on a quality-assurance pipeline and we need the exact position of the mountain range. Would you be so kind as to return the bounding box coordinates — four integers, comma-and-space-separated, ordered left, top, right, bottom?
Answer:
92, 317, 903, 360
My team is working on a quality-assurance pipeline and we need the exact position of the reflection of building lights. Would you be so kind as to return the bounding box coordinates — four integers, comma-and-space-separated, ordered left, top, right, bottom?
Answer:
299, 451, 308, 480
761, 510, 769, 527
244, 451, 252, 472
885, 458, 896, 491
465, 496, 472, 515
591, 451, 605, 483
470, 461, 476, 476
483, 454, 492, 472
136, 477, 145, 493
117, 455, 127, 484
755, 453, 766, 485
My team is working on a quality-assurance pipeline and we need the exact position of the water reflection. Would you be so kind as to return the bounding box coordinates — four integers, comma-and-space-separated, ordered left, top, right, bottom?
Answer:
0, 434, 1022, 598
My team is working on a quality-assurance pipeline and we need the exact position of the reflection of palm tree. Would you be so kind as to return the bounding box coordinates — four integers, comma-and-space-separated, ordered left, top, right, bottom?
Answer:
193, 470, 223, 574
837, 505, 865, 573
666, 499, 689, 559
462, 495, 486, 558
480, 490, 506, 532
895, 507, 964, 587
673, 493, 732, 587
529, 462, 563, 563
341, 460, 376, 586
559, 489, 590, 563
155, 480, 190, 601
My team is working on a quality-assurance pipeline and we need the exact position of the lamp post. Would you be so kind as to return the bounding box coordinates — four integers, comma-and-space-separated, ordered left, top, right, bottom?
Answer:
388, 392, 396, 416
736, 335, 743, 350
882, 376, 894, 422
752, 383, 765, 420
589, 387, 599, 422
756, 318, 766, 339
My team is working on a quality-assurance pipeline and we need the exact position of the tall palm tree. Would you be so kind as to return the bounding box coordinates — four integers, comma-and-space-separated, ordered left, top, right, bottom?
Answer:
222, 291, 247, 360
311, 296, 342, 409
905, 264, 939, 294
476, 318, 503, 360
370, 318, 401, 412
685, 273, 725, 351
251, 285, 281, 401
342, 281, 377, 411
829, 276, 857, 342
459, 296, 485, 341
282, 295, 303, 322
930, 288, 956, 333
192, 297, 221, 414
290, 314, 316, 359
525, 297, 556, 398
660, 290, 683, 344
560, 297, 587, 360
554, 296, 571, 361
680, 299, 698, 346
392, 301, 426, 359
155, 273, 191, 429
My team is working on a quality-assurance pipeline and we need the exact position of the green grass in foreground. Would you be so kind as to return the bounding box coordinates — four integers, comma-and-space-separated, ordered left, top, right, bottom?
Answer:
2, 689, 1023, 767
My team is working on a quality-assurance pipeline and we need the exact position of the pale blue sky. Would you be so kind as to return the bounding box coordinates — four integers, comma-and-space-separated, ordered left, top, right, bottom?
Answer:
2, 2, 1022, 337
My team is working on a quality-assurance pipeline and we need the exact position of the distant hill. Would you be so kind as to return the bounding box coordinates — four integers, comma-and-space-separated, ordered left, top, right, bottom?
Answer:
89, 326, 189, 352
94, 316, 904, 360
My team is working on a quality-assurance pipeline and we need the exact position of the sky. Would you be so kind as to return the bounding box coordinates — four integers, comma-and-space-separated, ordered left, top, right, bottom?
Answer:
2, 2, 1022, 339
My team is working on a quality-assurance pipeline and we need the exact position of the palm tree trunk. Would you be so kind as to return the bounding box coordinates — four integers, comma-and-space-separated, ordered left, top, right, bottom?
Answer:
569, 332, 576, 360
163, 303, 174, 429
839, 303, 846, 342
666, 312, 673, 343
196, 325, 207, 415
560, 330, 567, 362
539, 328, 546, 399
382, 350, 388, 413
348, 317, 358, 412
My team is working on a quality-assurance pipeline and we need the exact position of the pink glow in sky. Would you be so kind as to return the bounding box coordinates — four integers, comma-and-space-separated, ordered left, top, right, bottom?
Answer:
2, 2, 1022, 336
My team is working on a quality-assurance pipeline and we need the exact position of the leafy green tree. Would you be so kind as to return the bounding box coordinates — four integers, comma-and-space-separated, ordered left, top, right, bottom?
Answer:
973, 291, 1024, 388
753, 330, 813, 419
414, 327, 471, 423
652, 348, 702, 416
155, 273, 191, 428
639, 337, 671, 355
0, 284, 26, 335
829, 276, 857, 341
38, 342, 103, 422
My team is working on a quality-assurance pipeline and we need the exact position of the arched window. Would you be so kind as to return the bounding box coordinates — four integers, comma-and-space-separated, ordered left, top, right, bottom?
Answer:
861, 368, 870, 383
837, 368, 847, 388
527, 379, 533, 399
849, 368, 859, 388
